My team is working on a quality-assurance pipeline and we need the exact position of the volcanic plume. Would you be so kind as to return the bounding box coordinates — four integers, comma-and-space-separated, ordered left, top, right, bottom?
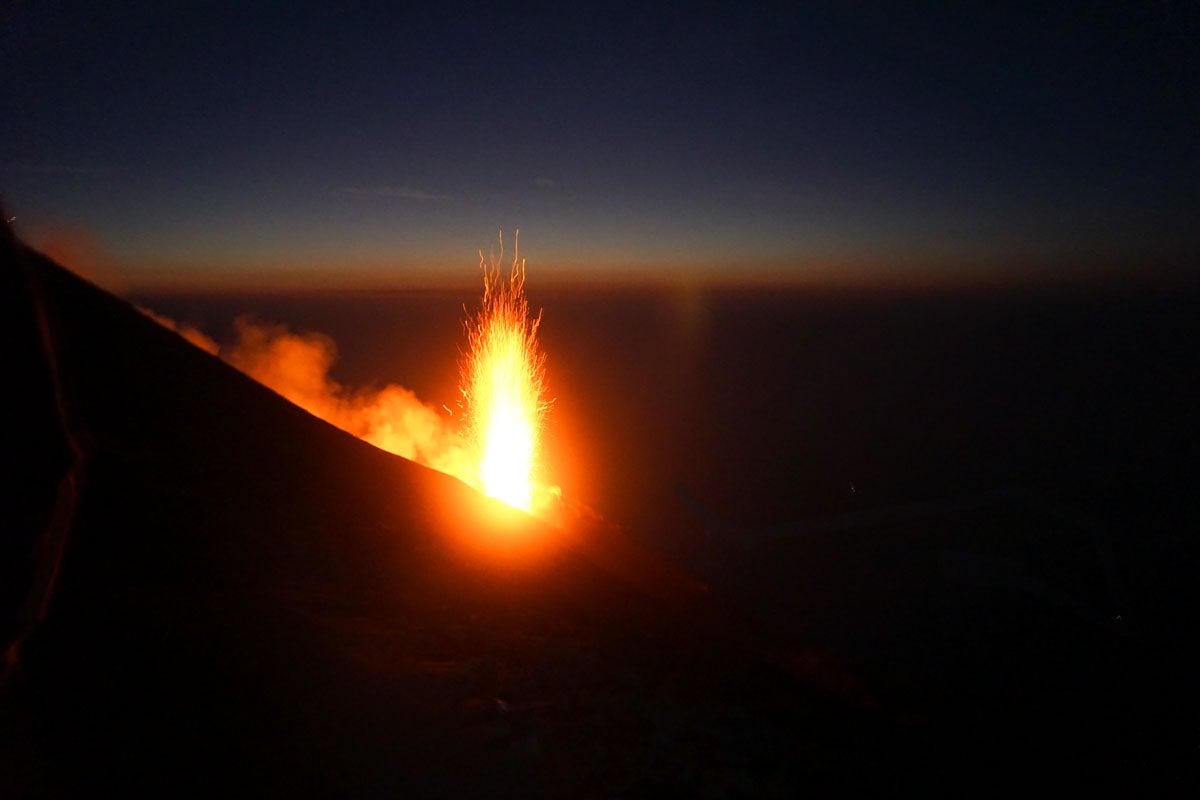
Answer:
142, 233, 557, 518
459, 232, 552, 513
145, 311, 476, 482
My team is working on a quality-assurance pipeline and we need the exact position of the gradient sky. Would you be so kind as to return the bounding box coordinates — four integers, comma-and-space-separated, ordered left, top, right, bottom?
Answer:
2, 2, 1197, 289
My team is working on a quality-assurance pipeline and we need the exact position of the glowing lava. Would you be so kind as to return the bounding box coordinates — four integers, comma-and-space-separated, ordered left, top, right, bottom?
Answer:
460, 232, 550, 512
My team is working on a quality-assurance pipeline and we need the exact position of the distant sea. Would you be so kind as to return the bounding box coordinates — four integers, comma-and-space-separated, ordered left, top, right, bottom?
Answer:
134, 283, 1200, 545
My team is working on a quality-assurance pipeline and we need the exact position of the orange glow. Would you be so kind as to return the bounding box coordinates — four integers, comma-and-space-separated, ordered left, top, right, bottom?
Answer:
459, 232, 551, 513
141, 233, 570, 526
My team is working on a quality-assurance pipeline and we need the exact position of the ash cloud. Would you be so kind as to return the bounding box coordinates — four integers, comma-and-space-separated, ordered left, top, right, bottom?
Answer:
143, 310, 475, 484
140, 308, 219, 355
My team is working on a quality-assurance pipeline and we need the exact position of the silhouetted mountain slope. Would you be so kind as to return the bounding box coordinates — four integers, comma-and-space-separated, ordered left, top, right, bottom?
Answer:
3, 240, 1197, 796
0, 245, 837, 797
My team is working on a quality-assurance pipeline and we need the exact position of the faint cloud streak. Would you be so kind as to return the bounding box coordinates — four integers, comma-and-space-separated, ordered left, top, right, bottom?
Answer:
335, 186, 452, 201
1, 162, 119, 176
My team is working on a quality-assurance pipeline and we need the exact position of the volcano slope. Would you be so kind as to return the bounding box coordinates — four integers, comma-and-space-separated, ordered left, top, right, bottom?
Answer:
3, 236, 1197, 796
0, 240, 877, 797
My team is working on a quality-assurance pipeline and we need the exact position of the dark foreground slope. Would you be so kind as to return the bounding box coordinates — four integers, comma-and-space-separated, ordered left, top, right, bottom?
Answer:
2, 237, 1197, 796
0, 243, 866, 797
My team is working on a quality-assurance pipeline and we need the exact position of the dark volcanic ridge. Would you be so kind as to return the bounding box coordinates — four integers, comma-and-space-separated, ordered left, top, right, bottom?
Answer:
2, 235, 1198, 796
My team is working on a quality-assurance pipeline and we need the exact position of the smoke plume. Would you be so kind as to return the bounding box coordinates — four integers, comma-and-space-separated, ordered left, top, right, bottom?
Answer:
140, 308, 220, 355
143, 310, 476, 486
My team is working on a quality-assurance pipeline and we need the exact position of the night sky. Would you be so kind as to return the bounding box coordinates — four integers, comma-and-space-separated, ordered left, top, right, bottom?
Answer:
2, 2, 1197, 290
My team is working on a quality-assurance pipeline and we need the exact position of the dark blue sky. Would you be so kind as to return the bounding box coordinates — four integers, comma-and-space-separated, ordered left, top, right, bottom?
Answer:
2, 2, 1197, 289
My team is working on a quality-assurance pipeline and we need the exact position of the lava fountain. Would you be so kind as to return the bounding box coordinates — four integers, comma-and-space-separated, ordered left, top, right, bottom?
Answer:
459, 232, 551, 513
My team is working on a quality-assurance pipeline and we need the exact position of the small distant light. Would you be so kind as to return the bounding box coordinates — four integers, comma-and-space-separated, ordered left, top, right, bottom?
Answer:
5, 216, 14, 224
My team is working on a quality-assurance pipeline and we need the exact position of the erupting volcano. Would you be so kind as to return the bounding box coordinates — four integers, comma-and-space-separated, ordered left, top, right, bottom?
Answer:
459, 232, 550, 513
135, 231, 559, 519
